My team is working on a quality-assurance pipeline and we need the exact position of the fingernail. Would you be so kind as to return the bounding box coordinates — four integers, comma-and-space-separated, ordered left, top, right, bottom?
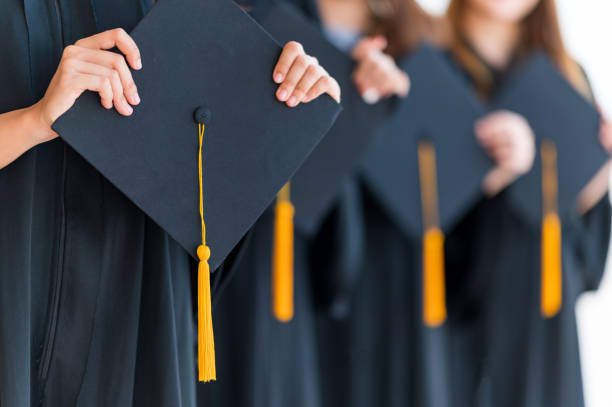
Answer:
135, 58, 142, 70
132, 93, 141, 105
302, 94, 309, 102
362, 89, 380, 104
274, 72, 284, 83
278, 89, 288, 101
125, 104, 133, 115
288, 96, 298, 107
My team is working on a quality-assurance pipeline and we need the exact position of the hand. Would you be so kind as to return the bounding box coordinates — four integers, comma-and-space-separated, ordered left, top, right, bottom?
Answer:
576, 109, 612, 214
476, 110, 536, 196
351, 36, 410, 104
598, 113, 612, 153
272, 41, 341, 107
33, 28, 142, 144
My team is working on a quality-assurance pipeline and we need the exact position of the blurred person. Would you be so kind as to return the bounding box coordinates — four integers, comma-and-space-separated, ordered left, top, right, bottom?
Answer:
443, 1, 612, 406
301, 1, 456, 407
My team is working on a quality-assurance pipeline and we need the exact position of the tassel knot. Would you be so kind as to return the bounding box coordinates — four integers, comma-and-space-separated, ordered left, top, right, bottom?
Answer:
197, 244, 211, 262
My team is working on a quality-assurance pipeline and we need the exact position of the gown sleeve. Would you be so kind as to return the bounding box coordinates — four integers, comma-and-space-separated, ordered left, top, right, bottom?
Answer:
565, 67, 612, 293
565, 194, 611, 292
308, 177, 365, 319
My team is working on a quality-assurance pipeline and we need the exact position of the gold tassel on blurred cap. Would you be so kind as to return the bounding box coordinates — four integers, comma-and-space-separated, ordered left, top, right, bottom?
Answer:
272, 183, 295, 322
418, 140, 447, 327
540, 139, 562, 318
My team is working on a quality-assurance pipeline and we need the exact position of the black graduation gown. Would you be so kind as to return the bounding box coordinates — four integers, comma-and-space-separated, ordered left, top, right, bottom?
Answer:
313, 179, 453, 407
0, 1, 231, 405
444, 53, 612, 407
198, 208, 326, 407
288, 6, 453, 402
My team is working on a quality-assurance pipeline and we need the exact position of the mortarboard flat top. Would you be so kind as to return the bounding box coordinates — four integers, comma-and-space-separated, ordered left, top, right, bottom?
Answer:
495, 53, 606, 225
53, 0, 341, 270
252, 2, 395, 235
361, 45, 492, 237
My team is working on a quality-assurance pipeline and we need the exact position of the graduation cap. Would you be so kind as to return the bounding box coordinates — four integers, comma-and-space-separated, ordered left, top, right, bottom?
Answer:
494, 53, 607, 317
252, 2, 395, 235
52, 0, 340, 382
361, 44, 492, 326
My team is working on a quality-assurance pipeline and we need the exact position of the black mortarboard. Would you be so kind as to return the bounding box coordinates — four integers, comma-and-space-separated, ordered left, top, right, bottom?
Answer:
362, 45, 491, 237
52, 0, 340, 381
252, 2, 395, 235
494, 53, 607, 225
361, 45, 491, 327
53, 0, 340, 270
493, 53, 606, 318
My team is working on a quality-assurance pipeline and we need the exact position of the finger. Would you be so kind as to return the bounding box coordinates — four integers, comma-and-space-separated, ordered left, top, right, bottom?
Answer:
599, 123, 612, 152
69, 60, 123, 110
304, 75, 340, 103
351, 36, 387, 60
490, 145, 513, 163
72, 57, 132, 115
277, 54, 313, 105
291, 64, 324, 106
107, 69, 134, 115
75, 28, 142, 70
396, 72, 410, 97
273, 41, 304, 84
77, 48, 140, 105
353, 59, 382, 97
73, 73, 114, 111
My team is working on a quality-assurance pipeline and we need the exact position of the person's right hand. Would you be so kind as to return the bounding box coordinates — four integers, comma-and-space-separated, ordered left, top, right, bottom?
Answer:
476, 110, 536, 196
351, 36, 410, 104
32, 28, 142, 143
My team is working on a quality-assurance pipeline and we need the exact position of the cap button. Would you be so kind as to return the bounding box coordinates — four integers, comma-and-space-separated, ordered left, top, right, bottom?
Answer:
194, 106, 212, 124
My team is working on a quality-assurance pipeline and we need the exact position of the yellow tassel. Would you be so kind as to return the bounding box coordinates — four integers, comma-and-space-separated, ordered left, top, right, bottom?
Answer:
418, 140, 447, 327
422, 227, 447, 327
541, 213, 562, 317
272, 183, 295, 322
540, 139, 562, 318
197, 245, 216, 381
197, 123, 215, 382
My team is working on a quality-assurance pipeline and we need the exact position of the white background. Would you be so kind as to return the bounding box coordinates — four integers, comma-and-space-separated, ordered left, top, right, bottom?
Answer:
416, 1, 612, 406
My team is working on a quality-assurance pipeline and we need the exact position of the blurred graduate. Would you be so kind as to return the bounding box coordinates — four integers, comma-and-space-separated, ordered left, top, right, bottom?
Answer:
297, 1, 465, 407
442, 0, 612, 406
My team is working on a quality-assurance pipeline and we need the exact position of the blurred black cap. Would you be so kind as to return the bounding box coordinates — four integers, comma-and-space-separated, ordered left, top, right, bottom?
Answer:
495, 53, 606, 225
362, 44, 492, 237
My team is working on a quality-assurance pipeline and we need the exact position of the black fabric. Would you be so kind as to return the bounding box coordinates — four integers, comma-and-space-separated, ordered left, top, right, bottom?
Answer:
198, 209, 323, 407
362, 44, 491, 237
315, 182, 453, 407
52, 0, 341, 267
252, 2, 396, 235
444, 49, 612, 407
309, 179, 365, 317
0, 1, 201, 406
493, 53, 607, 225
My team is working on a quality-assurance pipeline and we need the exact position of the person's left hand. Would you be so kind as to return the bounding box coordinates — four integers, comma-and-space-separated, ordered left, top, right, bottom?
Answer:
272, 41, 341, 107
